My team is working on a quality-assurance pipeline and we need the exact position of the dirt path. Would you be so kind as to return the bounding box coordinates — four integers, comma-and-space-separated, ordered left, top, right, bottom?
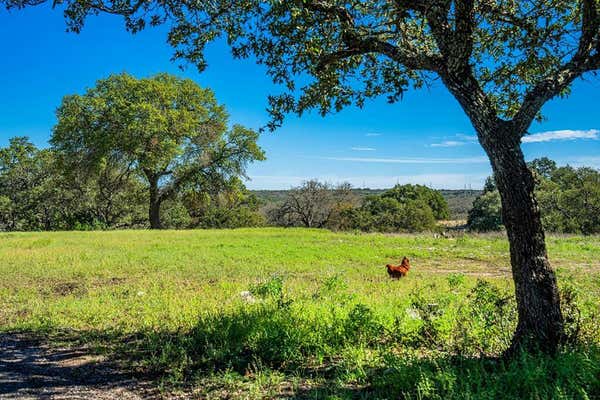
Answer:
0, 334, 155, 399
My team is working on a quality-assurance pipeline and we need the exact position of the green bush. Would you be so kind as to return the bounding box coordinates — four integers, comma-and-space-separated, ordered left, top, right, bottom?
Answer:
182, 180, 266, 229
120, 275, 599, 399
467, 190, 503, 231
469, 159, 600, 234
381, 184, 450, 220
537, 166, 600, 234
349, 195, 439, 232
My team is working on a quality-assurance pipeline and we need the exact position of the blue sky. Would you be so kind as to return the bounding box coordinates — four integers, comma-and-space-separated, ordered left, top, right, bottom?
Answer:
1, 5, 599, 189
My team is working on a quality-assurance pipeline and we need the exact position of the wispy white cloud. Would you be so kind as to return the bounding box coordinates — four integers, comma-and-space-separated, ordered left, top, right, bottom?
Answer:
430, 133, 477, 147
523, 129, 599, 143
456, 134, 478, 141
320, 156, 489, 164
246, 173, 489, 190
351, 146, 376, 151
430, 140, 465, 148
365, 132, 381, 137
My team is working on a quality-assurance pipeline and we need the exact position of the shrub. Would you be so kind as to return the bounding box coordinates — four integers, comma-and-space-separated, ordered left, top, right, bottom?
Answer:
470, 159, 600, 234
467, 190, 503, 231
182, 179, 266, 229
351, 196, 438, 232
381, 184, 450, 220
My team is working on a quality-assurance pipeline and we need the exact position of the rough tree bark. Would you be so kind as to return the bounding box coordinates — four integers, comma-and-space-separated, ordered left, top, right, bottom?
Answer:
441, 67, 565, 354
478, 122, 564, 354
146, 172, 163, 230
149, 198, 162, 230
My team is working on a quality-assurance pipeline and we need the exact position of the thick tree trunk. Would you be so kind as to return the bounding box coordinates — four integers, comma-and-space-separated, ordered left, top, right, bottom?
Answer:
149, 199, 162, 230
481, 127, 564, 355
147, 174, 162, 230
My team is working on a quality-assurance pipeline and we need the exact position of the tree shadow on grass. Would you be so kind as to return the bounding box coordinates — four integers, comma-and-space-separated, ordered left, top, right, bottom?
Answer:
7, 302, 600, 399
0, 332, 153, 398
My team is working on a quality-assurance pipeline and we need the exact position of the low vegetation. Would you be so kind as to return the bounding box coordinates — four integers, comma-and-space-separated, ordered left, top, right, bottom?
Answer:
2, 228, 599, 399
3, 133, 596, 237
0, 135, 265, 231
256, 188, 480, 221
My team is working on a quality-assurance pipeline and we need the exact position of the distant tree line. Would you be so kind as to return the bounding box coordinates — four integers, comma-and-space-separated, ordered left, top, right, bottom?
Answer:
0, 73, 265, 231
1, 72, 596, 235
3, 145, 598, 235
0, 136, 266, 231
468, 157, 600, 234
267, 180, 450, 232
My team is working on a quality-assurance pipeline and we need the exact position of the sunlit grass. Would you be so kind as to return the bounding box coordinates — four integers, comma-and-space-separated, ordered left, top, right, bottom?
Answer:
1, 228, 599, 399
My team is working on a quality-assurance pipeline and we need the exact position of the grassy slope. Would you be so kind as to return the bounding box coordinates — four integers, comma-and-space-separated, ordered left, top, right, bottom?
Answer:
1, 228, 599, 399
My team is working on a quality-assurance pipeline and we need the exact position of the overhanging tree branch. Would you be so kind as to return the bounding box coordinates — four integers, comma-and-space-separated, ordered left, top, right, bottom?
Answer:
452, 0, 475, 64
513, 0, 600, 134
305, 0, 441, 72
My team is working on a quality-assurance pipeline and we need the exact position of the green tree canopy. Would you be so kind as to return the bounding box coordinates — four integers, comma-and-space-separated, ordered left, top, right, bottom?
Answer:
51, 73, 265, 229
537, 165, 600, 234
343, 184, 444, 232
0, 137, 147, 231
0, 137, 50, 230
529, 157, 558, 180
381, 184, 449, 220
182, 177, 266, 228
467, 190, 503, 232
470, 159, 600, 234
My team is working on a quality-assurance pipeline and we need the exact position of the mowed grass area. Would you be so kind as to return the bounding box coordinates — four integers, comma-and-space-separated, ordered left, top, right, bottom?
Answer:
1, 228, 600, 399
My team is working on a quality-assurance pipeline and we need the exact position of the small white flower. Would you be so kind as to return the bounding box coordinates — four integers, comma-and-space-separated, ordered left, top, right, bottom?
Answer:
137, 291, 145, 297
240, 291, 256, 304
406, 307, 420, 319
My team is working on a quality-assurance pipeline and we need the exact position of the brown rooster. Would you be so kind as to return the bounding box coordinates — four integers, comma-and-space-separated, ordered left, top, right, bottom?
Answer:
386, 257, 411, 278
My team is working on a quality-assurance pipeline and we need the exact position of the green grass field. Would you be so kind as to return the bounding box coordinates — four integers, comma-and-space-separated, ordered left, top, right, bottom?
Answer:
1, 228, 599, 399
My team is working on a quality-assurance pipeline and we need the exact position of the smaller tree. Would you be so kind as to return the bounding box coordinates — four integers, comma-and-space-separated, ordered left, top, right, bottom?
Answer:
350, 195, 437, 233
342, 184, 446, 233
537, 165, 600, 234
52, 73, 265, 229
0, 136, 148, 231
467, 191, 503, 232
0, 137, 59, 231
270, 180, 356, 228
482, 176, 497, 193
381, 184, 450, 220
469, 159, 600, 234
529, 157, 558, 181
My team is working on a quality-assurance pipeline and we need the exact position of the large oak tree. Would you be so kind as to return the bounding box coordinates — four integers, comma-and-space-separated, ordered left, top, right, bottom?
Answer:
5, 0, 600, 354
52, 73, 265, 229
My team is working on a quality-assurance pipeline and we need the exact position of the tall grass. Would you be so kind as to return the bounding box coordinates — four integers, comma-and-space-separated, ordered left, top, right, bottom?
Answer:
1, 228, 599, 398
